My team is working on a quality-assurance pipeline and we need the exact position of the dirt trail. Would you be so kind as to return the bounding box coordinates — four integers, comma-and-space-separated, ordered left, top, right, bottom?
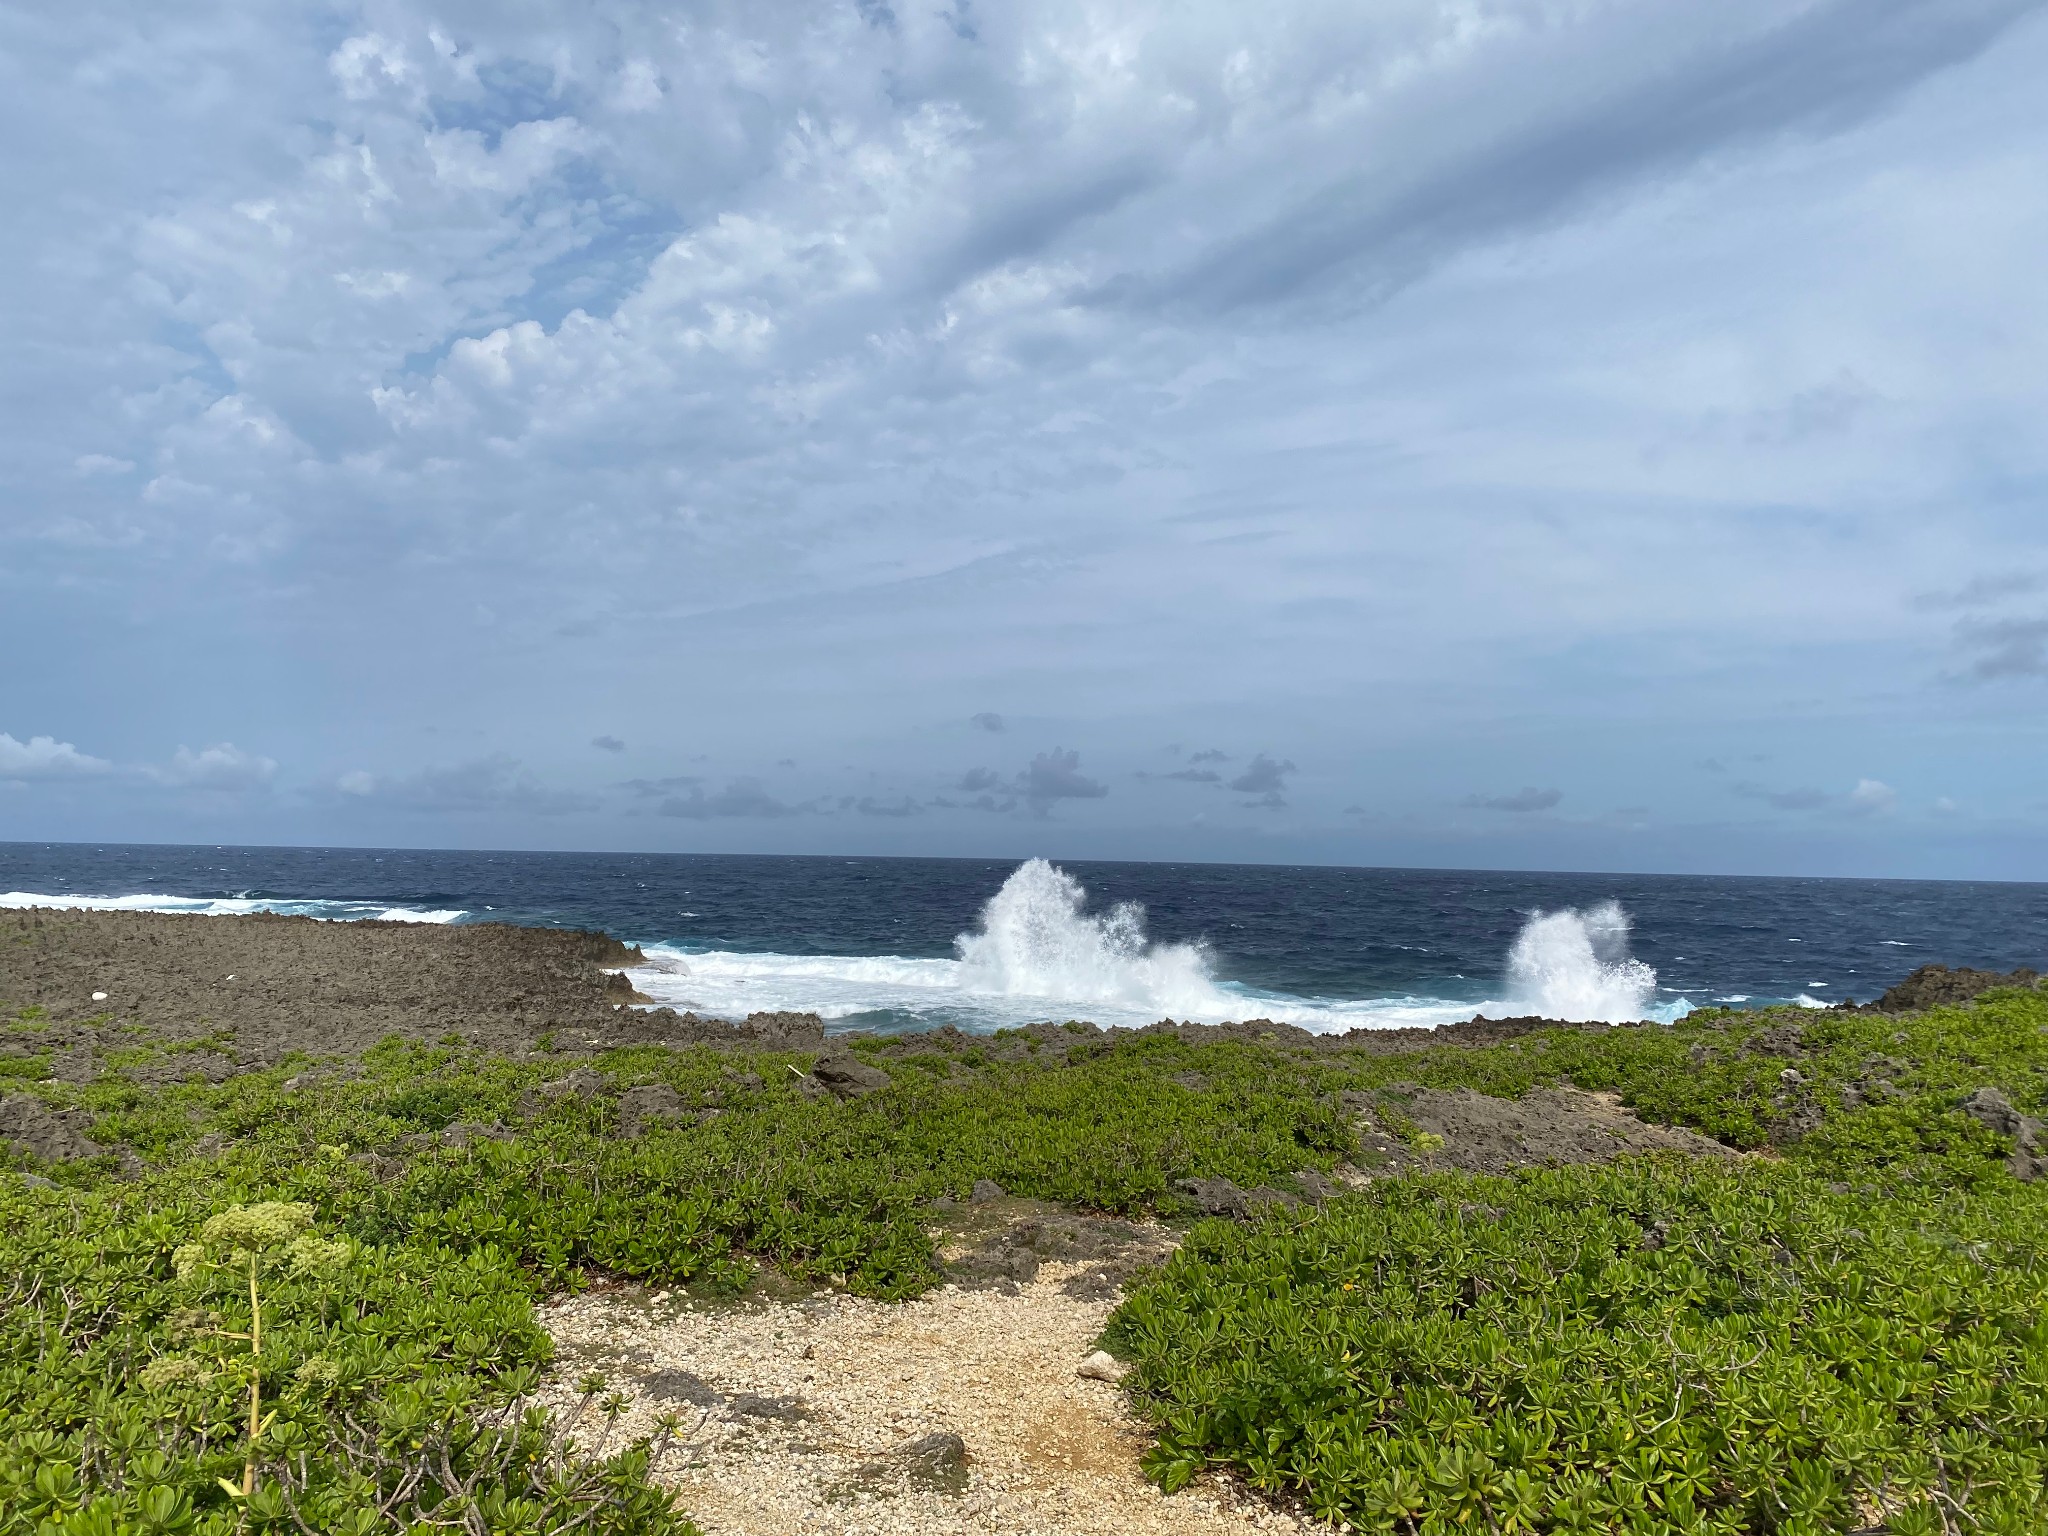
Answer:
539, 1265, 1319, 1536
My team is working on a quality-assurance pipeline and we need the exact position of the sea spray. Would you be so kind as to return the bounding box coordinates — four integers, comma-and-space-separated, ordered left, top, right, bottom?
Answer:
0, 891, 466, 923
1505, 901, 1658, 1022
632, 870, 1691, 1031
953, 858, 1234, 1016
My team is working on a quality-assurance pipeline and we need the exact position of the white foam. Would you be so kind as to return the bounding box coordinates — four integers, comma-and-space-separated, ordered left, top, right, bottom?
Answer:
1504, 901, 1671, 1023
627, 859, 1691, 1034
954, 858, 1238, 1018
627, 940, 1501, 1034
0, 891, 464, 924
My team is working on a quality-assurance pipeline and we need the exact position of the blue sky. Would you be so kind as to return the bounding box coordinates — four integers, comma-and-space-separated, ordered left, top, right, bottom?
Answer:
4, 0, 2047, 878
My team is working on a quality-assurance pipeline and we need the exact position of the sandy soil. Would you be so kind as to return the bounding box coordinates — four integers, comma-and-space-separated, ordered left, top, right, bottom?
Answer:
539, 1261, 1323, 1536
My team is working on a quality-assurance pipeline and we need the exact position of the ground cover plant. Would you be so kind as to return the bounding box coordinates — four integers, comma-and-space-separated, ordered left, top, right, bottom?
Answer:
1105, 989, 2048, 1533
0, 1026, 1354, 1533
3, 987, 2046, 1532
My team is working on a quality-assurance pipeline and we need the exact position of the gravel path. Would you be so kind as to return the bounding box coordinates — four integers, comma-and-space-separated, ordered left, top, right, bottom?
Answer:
539, 1265, 1323, 1536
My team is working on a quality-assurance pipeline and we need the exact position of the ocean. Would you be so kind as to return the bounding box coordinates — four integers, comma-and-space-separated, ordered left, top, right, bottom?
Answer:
3, 842, 2044, 1034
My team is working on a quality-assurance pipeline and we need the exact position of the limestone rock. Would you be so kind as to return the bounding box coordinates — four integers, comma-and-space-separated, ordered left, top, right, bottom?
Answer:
618, 1083, 693, 1136
810, 1053, 889, 1099
1077, 1351, 1125, 1382
0, 1094, 104, 1162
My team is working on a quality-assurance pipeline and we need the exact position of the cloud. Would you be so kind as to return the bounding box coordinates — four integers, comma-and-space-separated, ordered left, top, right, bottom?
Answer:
1732, 781, 1832, 811
1462, 787, 1564, 812
621, 775, 702, 797
0, 733, 112, 781
1140, 750, 1292, 803
1955, 618, 2048, 679
932, 793, 1019, 813
946, 754, 1106, 814
657, 777, 803, 818
156, 742, 277, 791
855, 795, 922, 817
1731, 778, 1896, 814
0, 1, 2043, 866
591, 734, 627, 753
1015, 748, 1108, 816
336, 756, 591, 815
1916, 573, 2043, 611
1228, 755, 1297, 797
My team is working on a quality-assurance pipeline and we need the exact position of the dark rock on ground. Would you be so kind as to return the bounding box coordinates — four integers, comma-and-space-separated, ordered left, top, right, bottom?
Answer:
348, 1150, 402, 1180
1354, 1086, 1737, 1176
637, 1369, 722, 1408
602, 970, 654, 1003
1865, 964, 2042, 1014
727, 1393, 806, 1422
1, 1094, 105, 1161
625, 1010, 827, 1052
1291, 1168, 1344, 1202
519, 1066, 607, 1117
126, 1051, 240, 1085
618, 1083, 695, 1136
0, 908, 646, 1057
1959, 1086, 2048, 1180
969, 1178, 1004, 1204
895, 1432, 969, 1494
1176, 1175, 1249, 1218
48, 1047, 97, 1084
1742, 1023, 1808, 1058
547, 1066, 609, 1097
1961, 1086, 2028, 1134
440, 1120, 512, 1148
1766, 1094, 1825, 1147
810, 1053, 890, 1099
946, 1205, 1174, 1297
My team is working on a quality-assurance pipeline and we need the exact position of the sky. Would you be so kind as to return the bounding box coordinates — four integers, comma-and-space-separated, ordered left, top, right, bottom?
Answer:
3, 0, 2047, 879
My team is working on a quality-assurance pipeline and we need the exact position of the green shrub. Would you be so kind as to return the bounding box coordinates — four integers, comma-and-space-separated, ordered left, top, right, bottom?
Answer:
12, 988, 2048, 1532
1104, 989, 2048, 1533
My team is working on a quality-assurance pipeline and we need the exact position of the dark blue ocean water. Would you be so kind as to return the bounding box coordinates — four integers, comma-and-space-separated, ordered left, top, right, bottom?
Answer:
3, 842, 2045, 1033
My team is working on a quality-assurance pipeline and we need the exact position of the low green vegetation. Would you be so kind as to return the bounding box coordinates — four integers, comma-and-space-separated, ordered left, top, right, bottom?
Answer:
2, 989, 2045, 1532
1107, 991, 2048, 1534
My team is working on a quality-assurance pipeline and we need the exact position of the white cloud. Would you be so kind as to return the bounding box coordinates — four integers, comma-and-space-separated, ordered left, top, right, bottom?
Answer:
1848, 777, 1899, 814
157, 742, 278, 790
331, 756, 591, 816
2, 1, 2047, 866
0, 733, 112, 781
330, 33, 414, 101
